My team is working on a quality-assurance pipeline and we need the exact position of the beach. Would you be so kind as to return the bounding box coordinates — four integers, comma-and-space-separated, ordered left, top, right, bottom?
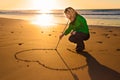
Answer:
0, 17, 120, 80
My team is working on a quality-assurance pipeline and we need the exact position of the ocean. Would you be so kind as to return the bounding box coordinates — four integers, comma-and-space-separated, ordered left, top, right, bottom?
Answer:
0, 9, 120, 27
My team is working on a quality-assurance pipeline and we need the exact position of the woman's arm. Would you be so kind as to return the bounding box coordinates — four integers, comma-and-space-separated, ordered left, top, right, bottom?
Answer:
59, 24, 73, 39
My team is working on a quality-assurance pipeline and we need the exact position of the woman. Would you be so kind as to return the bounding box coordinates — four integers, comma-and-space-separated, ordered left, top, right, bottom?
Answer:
59, 7, 90, 53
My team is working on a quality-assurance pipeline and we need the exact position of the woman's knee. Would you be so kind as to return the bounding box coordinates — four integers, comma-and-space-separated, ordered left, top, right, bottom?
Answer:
84, 34, 90, 41
69, 35, 76, 43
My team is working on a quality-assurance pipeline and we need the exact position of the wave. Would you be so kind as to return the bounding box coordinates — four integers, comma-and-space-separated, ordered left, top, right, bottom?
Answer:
0, 9, 120, 15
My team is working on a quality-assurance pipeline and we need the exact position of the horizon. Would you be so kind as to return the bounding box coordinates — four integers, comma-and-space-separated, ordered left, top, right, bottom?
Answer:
0, 8, 120, 11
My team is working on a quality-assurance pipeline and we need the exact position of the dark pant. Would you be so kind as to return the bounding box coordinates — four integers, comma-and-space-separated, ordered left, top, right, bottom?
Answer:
69, 32, 90, 52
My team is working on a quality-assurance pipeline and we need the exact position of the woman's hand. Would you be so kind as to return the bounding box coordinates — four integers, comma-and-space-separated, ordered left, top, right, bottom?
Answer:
59, 34, 64, 39
71, 31, 76, 35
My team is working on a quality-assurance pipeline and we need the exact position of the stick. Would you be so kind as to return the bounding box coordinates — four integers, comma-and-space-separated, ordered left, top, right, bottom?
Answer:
55, 20, 69, 49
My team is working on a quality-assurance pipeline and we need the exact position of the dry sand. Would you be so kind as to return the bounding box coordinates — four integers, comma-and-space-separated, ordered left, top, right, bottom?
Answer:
0, 17, 120, 80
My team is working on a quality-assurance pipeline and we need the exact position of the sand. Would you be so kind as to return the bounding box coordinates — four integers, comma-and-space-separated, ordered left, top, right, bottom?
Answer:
0, 17, 120, 80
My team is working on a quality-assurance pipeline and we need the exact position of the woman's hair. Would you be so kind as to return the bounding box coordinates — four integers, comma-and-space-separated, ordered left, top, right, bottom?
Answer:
64, 7, 77, 22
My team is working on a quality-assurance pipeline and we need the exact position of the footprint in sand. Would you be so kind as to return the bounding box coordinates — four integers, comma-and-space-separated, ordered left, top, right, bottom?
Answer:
113, 34, 118, 36
48, 34, 52, 36
96, 41, 103, 44
102, 33, 110, 38
18, 43, 24, 45
41, 31, 44, 33
116, 49, 120, 51
52, 30, 55, 32
102, 33, 109, 36
27, 65, 29, 67
11, 31, 14, 33
108, 30, 113, 32
91, 32, 96, 34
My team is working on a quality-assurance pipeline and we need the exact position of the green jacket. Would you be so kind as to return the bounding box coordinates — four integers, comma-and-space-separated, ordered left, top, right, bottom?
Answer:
64, 14, 89, 35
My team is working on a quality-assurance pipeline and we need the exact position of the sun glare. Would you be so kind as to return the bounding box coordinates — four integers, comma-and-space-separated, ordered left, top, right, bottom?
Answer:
31, 14, 55, 27
29, 0, 60, 27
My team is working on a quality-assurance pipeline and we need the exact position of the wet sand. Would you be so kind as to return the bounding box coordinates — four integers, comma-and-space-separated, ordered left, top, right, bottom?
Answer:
0, 17, 120, 80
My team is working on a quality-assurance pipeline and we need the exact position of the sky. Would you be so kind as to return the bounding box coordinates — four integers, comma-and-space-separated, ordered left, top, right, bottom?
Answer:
0, 0, 120, 10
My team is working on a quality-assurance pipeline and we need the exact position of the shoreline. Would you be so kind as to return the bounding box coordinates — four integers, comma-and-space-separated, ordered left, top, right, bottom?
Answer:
0, 17, 120, 28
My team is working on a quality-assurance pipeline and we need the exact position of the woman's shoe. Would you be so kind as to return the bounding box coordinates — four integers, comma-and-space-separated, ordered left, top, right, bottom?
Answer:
76, 47, 85, 53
